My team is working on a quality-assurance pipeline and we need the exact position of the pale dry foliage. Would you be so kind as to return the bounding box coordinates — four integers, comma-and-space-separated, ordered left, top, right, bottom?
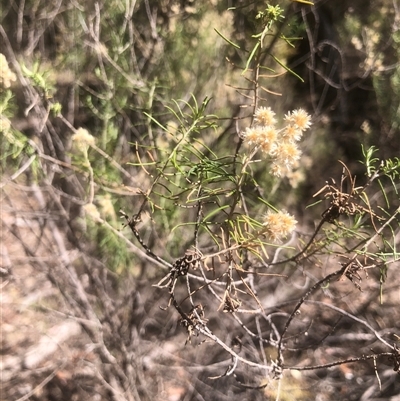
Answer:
1, 1, 400, 401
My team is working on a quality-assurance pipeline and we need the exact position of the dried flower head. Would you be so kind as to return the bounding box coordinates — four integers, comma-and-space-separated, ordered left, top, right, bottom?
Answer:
270, 161, 290, 177
72, 128, 96, 147
83, 203, 100, 220
284, 109, 312, 132
259, 125, 278, 143
282, 124, 302, 142
262, 210, 297, 241
274, 141, 301, 165
259, 126, 278, 154
0, 54, 17, 89
243, 106, 312, 178
243, 125, 265, 146
98, 195, 117, 220
254, 107, 277, 127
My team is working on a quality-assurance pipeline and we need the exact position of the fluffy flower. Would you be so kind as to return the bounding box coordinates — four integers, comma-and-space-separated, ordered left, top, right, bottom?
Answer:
274, 141, 301, 165
262, 210, 297, 241
270, 161, 289, 177
259, 125, 278, 143
282, 124, 302, 142
72, 128, 96, 147
0, 115, 11, 132
284, 109, 312, 132
83, 203, 100, 220
243, 125, 264, 146
98, 195, 117, 221
259, 126, 278, 154
254, 107, 277, 127
243, 106, 312, 179
0, 54, 17, 89
243, 125, 278, 153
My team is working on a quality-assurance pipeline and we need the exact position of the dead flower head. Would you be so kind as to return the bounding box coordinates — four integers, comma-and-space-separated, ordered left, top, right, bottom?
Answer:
261, 210, 297, 241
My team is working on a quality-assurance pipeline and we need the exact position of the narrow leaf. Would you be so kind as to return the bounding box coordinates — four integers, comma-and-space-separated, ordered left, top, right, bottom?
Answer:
292, 0, 314, 4
242, 42, 260, 75
271, 54, 305, 82
214, 29, 241, 49
143, 112, 168, 131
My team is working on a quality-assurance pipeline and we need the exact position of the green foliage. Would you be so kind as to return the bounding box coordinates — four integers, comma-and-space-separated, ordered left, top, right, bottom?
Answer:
0, 89, 14, 115
0, 89, 37, 172
86, 208, 131, 275
339, 1, 400, 138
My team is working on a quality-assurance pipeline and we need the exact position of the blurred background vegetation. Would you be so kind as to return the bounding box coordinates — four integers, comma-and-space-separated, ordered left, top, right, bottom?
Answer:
1, 1, 399, 400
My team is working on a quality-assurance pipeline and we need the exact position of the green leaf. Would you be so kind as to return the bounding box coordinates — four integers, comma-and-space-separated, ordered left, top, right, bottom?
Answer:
214, 28, 241, 49
143, 112, 168, 132
242, 42, 260, 76
271, 54, 305, 82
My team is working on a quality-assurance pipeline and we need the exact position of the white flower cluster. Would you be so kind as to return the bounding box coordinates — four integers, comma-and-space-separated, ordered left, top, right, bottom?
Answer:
0, 115, 11, 132
243, 107, 312, 177
261, 210, 297, 241
0, 54, 17, 89
72, 128, 96, 147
